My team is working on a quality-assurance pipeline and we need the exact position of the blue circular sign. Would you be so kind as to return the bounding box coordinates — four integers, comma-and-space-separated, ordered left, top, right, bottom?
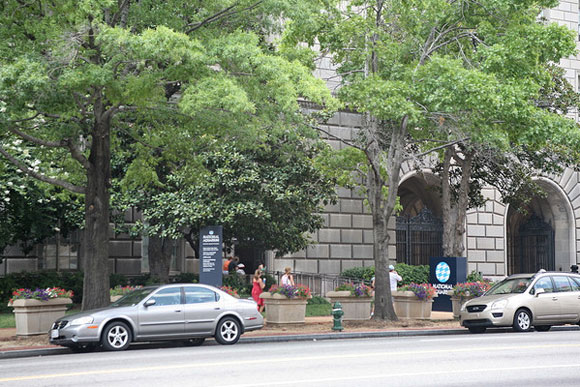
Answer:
435, 262, 451, 283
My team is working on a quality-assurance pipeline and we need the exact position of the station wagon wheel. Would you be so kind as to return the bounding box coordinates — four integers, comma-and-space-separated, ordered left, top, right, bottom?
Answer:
215, 317, 241, 345
513, 309, 532, 332
101, 321, 132, 351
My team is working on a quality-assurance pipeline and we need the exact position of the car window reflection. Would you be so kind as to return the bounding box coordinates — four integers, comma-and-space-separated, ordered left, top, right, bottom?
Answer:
487, 278, 532, 294
112, 288, 155, 306
184, 287, 218, 304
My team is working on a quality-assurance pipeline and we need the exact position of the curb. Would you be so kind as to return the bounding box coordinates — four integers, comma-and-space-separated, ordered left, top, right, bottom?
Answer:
1, 325, 578, 359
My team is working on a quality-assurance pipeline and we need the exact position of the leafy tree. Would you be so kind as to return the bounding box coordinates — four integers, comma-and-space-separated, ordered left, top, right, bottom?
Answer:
0, 144, 82, 261
125, 133, 337, 272
285, 0, 580, 320
0, 1, 334, 309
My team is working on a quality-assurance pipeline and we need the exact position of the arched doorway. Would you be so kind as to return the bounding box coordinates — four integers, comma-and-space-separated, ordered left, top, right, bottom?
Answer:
506, 178, 574, 274
396, 173, 443, 265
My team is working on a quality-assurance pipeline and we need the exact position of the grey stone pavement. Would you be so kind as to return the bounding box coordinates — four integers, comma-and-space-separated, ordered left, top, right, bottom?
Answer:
2, 312, 576, 359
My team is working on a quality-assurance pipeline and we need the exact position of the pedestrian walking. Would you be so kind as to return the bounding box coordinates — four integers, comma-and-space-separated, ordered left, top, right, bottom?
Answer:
390, 264, 402, 291
251, 269, 265, 313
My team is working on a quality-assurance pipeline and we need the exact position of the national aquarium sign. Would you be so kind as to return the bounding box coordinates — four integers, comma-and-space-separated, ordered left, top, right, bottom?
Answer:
429, 257, 467, 312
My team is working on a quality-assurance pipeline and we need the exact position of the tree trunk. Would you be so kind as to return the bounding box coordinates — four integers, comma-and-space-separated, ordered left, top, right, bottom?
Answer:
366, 114, 407, 321
441, 147, 473, 257
81, 105, 111, 311
148, 235, 174, 283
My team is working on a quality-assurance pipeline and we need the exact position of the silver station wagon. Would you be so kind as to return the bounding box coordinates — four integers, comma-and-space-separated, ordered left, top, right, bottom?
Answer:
460, 270, 580, 333
50, 283, 264, 351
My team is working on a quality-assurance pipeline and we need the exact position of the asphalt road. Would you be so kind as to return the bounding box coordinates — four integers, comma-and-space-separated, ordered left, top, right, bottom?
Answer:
1, 330, 580, 386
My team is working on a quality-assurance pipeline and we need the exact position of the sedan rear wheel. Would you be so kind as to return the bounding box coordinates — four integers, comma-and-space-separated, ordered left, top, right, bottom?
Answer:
513, 309, 532, 332
215, 317, 241, 345
101, 321, 132, 351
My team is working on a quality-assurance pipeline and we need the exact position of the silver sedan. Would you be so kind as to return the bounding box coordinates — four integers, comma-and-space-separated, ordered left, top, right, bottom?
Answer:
49, 283, 263, 351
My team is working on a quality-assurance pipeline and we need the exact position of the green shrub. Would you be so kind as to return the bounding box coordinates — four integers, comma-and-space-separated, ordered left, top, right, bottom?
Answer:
466, 270, 483, 282
394, 263, 429, 285
340, 266, 375, 281
110, 273, 129, 288
341, 264, 428, 286
172, 272, 198, 283
222, 273, 250, 294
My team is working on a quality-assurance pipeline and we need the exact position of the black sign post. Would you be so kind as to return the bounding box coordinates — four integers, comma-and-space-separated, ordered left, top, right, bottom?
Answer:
199, 226, 223, 288
429, 256, 467, 312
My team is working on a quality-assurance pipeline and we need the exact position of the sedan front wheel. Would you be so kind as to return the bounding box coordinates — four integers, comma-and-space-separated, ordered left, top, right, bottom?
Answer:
101, 321, 132, 351
215, 317, 241, 345
513, 309, 532, 332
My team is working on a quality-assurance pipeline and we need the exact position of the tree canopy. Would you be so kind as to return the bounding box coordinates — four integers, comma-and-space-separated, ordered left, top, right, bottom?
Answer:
0, 0, 335, 309
284, 0, 580, 320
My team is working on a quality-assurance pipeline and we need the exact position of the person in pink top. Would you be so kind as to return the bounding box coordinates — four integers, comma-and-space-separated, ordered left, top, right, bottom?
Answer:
251, 265, 266, 312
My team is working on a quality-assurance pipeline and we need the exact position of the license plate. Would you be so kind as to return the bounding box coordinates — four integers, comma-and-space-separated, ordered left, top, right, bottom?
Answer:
50, 329, 59, 339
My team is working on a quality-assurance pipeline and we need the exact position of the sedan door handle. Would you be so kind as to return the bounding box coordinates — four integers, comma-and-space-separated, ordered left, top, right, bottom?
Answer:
214, 307, 221, 310
551, 297, 558, 301
175, 310, 182, 312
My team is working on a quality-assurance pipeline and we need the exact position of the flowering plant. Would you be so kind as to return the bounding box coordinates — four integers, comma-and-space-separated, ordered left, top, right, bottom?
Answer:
268, 284, 311, 299
399, 283, 437, 301
451, 281, 491, 297
335, 283, 372, 297
220, 286, 239, 297
110, 285, 142, 297
10, 287, 73, 303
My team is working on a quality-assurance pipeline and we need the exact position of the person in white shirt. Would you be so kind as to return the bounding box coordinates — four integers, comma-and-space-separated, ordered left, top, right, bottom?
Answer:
389, 264, 402, 291
281, 267, 295, 286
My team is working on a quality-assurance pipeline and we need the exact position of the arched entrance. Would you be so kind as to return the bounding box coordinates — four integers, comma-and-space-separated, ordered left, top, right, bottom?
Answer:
396, 173, 443, 265
506, 178, 574, 274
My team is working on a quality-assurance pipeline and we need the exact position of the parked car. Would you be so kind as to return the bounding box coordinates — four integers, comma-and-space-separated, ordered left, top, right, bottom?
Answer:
460, 270, 580, 333
50, 283, 263, 351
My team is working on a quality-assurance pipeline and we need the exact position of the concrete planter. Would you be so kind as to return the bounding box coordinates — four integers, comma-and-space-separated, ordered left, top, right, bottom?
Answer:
449, 294, 477, 318
260, 292, 308, 325
393, 291, 435, 320
326, 290, 372, 321
110, 295, 123, 303
8, 298, 72, 336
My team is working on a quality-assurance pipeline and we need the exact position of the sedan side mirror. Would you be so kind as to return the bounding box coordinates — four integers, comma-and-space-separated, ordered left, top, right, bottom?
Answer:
144, 299, 156, 307
534, 288, 545, 297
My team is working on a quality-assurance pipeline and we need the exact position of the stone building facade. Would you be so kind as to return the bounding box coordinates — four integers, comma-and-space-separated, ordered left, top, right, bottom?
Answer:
271, 1, 580, 278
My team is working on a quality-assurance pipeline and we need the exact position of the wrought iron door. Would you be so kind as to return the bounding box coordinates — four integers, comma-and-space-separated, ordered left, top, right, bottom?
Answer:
511, 215, 554, 274
396, 208, 443, 265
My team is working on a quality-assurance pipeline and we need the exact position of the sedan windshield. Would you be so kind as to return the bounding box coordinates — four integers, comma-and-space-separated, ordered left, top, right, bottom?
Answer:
487, 277, 532, 295
112, 288, 156, 306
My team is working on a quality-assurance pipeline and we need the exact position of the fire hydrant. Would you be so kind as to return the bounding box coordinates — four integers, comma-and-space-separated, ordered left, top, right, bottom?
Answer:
332, 301, 344, 331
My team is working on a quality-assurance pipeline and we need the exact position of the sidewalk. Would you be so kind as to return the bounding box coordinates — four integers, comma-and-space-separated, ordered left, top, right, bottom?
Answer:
0, 312, 465, 359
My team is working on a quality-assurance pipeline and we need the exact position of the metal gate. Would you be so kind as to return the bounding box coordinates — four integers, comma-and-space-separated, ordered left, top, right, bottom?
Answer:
396, 208, 443, 266
510, 215, 554, 274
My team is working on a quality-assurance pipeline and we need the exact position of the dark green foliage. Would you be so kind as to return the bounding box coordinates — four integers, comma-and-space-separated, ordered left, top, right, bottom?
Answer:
222, 274, 251, 294
466, 270, 484, 283
110, 273, 129, 288
394, 264, 429, 286
340, 264, 429, 286
172, 272, 199, 284
340, 266, 375, 281
0, 271, 84, 309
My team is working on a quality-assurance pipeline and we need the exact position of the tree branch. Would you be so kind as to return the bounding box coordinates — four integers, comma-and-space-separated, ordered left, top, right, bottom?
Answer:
0, 145, 86, 194
7, 126, 67, 148
185, 1, 264, 34
405, 137, 470, 161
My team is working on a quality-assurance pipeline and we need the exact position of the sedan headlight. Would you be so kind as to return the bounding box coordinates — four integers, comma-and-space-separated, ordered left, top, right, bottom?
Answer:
491, 299, 508, 311
70, 316, 94, 326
